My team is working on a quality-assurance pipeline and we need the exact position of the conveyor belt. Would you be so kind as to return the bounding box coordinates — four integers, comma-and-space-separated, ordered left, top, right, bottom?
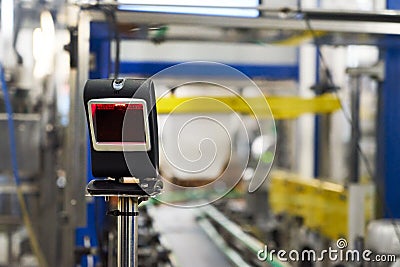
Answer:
149, 205, 233, 267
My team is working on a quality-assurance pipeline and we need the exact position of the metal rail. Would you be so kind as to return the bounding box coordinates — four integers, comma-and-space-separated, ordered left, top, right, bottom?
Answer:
199, 205, 291, 267
157, 94, 341, 119
83, 8, 400, 35
197, 217, 252, 267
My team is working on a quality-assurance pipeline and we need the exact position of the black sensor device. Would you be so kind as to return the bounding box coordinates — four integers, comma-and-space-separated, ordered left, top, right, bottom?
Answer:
83, 79, 159, 180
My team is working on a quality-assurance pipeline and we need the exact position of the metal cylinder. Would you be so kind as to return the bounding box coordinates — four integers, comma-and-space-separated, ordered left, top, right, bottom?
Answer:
117, 197, 138, 267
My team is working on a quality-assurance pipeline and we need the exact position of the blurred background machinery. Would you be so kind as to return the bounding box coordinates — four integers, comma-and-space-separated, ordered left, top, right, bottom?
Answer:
1, 0, 400, 267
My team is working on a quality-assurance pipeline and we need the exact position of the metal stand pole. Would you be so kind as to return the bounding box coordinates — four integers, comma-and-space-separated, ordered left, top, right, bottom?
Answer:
350, 75, 361, 183
117, 197, 138, 267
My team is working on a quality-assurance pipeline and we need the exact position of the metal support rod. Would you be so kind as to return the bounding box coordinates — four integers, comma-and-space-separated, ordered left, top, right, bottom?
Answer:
117, 197, 138, 267
7, 228, 13, 265
349, 75, 361, 182
316, 114, 331, 177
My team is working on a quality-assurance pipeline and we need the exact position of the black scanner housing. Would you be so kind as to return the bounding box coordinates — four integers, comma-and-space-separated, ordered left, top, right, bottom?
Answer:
83, 79, 159, 179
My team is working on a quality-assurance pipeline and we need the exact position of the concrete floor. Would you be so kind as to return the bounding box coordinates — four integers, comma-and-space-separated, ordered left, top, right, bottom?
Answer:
150, 204, 233, 267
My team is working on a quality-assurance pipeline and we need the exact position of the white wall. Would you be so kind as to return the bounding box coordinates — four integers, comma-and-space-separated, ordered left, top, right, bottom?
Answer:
319, 0, 386, 10
119, 40, 297, 66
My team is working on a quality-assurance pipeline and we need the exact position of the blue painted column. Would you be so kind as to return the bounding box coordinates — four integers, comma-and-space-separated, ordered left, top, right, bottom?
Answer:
89, 22, 112, 79
377, 43, 400, 218
313, 48, 321, 178
388, 1, 400, 9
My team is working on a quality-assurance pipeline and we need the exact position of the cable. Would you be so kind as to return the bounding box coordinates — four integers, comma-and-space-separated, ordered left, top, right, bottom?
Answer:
109, 9, 121, 79
1, 66, 48, 267
304, 18, 334, 87
13, 2, 23, 65
98, 6, 120, 79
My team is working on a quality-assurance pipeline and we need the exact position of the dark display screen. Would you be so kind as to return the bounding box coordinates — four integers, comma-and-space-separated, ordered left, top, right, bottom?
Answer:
91, 103, 146, 143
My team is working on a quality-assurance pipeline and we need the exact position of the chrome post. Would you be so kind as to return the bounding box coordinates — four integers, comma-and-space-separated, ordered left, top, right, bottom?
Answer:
117, 197, 138, 267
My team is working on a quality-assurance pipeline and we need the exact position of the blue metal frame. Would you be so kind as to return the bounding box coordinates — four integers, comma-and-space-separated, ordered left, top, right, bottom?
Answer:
313, 48, 321, 178
89, 23, 112, 79
377, 38, 400, 218
116, 61, 299, 80
388, 1, 400, 9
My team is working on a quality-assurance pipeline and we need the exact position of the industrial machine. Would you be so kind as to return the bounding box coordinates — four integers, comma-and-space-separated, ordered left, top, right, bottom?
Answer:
2, 1, 400, 267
